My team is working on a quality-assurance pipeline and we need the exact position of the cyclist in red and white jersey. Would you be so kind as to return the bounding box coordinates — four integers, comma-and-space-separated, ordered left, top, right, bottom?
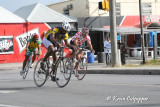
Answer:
70, 27, 95, 76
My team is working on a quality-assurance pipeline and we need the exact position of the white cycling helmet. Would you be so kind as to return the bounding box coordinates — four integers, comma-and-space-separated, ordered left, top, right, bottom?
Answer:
62, 21, 71, 32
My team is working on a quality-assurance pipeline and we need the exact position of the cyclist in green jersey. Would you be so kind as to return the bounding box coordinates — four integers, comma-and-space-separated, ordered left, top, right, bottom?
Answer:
20, 34, 41, 75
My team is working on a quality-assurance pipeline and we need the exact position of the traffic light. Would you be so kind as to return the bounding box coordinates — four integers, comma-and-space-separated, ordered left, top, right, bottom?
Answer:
98, 0, 109, 11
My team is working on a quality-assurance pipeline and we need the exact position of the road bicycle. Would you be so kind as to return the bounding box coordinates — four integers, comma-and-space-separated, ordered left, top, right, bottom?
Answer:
34, 46, 73, 88
70, 47, 89, 80
20, 52, 39, 79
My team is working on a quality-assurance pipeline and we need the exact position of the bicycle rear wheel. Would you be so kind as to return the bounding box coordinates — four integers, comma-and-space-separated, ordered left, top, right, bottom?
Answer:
77, 57, 88, 80
55, 57, 72, 88
23, 60, 31, 79
33, 58, 48, 87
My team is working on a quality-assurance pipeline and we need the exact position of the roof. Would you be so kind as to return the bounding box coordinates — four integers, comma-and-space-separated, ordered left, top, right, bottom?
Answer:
14, 3, 77, 23
0, 6, 25, 23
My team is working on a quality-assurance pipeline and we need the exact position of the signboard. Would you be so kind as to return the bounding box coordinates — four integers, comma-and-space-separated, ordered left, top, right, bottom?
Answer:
0, 36, 14, 54
142, 2, 152, 16
15, 28, 41, 53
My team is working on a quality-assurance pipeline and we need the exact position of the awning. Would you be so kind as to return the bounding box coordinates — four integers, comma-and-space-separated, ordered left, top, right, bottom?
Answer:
91, 26, 160, 35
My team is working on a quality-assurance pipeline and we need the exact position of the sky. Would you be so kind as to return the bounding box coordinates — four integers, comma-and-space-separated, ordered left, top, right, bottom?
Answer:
0, 0, 66, 12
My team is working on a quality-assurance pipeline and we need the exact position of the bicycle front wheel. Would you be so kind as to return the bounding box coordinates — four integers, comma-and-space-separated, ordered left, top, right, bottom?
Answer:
55, 57, 72, 88
33, 58, 48, 87
23, 60, 31, 79
77, 57, 88, 80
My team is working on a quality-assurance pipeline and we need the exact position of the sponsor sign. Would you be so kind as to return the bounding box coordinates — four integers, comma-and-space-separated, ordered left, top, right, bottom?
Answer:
15, 28, 41, 53
0, 36, 14, 54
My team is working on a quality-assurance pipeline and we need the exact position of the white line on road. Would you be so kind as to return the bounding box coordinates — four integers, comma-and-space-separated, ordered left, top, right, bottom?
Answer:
0, 104, 19, 107
0, 90, 17, 94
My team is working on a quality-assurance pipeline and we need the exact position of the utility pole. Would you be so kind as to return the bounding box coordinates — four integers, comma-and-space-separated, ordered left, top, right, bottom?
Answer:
139, 0, 145, 64
109, 0, 119, 66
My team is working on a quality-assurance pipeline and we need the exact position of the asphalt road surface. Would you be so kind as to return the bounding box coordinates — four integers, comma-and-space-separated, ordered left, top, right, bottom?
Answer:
0, 68, 160, 107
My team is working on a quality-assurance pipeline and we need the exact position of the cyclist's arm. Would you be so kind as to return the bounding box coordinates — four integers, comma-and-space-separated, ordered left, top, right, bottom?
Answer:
26, 42, 29, 51
87, 40, 93, 50
50, 33, 61, 47
64, 39, 76, 51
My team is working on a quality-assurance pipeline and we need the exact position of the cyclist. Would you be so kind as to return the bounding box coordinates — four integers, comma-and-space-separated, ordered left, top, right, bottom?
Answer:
104, 37, 111, 65
70, 27, 95, 76
20, 34, 41, 75
41, 21, 75, 81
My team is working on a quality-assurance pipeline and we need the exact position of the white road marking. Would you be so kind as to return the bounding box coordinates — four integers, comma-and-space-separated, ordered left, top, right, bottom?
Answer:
0, 90, 17, 94
0, 104, 19, 107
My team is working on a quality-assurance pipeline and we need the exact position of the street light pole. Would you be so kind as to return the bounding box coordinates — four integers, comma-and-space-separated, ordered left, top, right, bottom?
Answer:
139, 0, 145, 64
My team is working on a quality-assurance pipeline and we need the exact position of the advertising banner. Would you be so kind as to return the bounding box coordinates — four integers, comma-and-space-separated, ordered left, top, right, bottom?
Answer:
0, 36, 14, 54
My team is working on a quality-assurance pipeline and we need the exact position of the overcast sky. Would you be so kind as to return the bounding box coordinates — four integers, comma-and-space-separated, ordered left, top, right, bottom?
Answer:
0, 0, 65, 12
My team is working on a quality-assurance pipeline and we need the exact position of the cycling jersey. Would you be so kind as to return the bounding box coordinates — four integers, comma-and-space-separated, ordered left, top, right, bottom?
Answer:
71, 31, 91, 46
44, 27, 69, 41
27, 38, 41, 52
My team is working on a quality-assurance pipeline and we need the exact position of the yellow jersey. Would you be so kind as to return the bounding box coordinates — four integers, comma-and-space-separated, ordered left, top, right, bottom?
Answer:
44, 27, 69, 41
28, 38, 41, 52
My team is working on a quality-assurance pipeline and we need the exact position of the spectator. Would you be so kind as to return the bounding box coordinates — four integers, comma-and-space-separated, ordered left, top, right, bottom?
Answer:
104, 37, 111, 65
120, 39, 126, 65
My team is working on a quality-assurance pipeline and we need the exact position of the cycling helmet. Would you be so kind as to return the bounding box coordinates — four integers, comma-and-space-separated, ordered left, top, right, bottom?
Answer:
33, 34, 39, 38
82, 27, 89, 35
62, 21, 71, 32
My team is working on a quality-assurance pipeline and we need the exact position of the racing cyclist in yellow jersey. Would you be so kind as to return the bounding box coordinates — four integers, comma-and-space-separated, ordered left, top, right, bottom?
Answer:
20, 34, 41, 75
41, 21, 75, 81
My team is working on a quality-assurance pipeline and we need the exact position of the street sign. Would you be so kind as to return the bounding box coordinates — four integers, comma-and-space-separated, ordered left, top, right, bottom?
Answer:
142, 2, 152, 15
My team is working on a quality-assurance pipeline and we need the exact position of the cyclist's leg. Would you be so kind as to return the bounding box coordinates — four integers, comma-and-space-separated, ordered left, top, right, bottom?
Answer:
31, 49, 37, 64
41, 38, 53, 62
22, 52, 30, 71
69, 40, 77, 59
75, 50, 83, 76
40, 38, 53, 70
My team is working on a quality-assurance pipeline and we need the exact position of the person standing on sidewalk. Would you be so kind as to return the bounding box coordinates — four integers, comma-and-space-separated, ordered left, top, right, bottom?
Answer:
104, 37, 111, 65
119, 39, 126, 65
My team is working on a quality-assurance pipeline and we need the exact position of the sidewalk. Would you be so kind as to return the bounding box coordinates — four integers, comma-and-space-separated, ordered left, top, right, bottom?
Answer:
0, 59, 160, 75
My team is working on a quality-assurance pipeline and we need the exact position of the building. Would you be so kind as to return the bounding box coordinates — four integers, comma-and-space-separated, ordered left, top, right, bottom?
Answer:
0, 3, 77, 63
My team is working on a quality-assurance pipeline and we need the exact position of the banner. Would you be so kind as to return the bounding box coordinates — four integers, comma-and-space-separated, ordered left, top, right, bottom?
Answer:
0, 36, 14, 54
15, 28, 41, 53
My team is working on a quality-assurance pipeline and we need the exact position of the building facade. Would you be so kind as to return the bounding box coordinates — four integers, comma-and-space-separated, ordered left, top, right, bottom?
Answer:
48, 0, 160, 58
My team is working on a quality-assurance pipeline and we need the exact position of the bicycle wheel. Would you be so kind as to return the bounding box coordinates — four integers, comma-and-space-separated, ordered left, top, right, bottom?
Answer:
33, 58, 48, 87
77, 57, 88, 80
55, 57, 72, 88
23, 60, 31, 79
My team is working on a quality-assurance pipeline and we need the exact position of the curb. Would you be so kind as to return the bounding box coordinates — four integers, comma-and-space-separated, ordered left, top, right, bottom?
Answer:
87, 69, 160, 75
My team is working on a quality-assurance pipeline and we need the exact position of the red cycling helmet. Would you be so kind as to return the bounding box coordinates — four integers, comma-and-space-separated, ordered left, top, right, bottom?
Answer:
33, 34, 39, 38
82, 27, 89, 35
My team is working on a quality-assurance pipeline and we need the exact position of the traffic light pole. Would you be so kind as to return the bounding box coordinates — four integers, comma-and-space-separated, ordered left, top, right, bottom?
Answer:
109, 0, 120, 66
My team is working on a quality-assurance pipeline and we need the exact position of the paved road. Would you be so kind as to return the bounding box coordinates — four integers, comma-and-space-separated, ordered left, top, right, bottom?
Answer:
0, 68, 160, 107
